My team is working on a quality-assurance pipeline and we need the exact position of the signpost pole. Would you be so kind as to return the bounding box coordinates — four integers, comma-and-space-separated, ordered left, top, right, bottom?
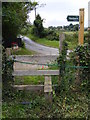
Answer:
88, 1, 90, 30
79, 8, 84, 45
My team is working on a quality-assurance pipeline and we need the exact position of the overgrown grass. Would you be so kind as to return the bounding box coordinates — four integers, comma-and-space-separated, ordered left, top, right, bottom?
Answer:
2, 90, 89, 118
15, 76, 44, 85
2, 57, 89, 118
12, 47, 36, 55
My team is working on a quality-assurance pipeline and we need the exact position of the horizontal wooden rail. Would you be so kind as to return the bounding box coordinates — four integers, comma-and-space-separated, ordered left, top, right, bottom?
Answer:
12, 85, 44, 91
13, 70, 59, 76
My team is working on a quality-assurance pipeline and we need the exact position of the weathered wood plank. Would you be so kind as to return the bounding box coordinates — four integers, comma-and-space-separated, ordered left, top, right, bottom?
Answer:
44, 76, 52, 93
13, 70, 59, 76
14, 55, 58, 63
44, 86, 52, 92
12, 85, 44, 91
59, 33, 65, 53
44, 76, 52, 102
44, 76, 52, 85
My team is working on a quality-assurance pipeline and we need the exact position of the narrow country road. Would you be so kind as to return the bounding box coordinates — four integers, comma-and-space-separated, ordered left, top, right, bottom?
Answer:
22, 36, 59, 55
14, 36, 72, 70
22, 36, 72, 56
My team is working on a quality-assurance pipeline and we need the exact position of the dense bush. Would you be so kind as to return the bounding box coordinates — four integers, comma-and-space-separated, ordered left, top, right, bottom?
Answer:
72, 43, 89, 91
46, 30, 59, 41
65, 32, 78, 43
56, 32, 89, 93
2, 2, 38, 48
70, 31, 90, 92
32, 14, 45, 38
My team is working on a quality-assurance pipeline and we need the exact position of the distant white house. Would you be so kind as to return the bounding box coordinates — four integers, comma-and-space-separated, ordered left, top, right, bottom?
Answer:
88, 1, 90, 28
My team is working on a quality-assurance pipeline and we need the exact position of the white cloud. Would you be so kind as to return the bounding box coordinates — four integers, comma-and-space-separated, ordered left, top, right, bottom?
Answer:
29, 0, 90, 27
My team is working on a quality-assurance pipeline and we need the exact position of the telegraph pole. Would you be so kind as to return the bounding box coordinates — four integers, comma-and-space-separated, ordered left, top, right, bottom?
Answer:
34, 3, 46, 19
35, 7, 36, 19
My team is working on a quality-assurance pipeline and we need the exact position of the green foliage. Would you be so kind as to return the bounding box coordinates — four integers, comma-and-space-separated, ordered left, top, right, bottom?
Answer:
46, 29, 59, 41
2, 91, 88, 118
57, 40, 68, 92
57, 40, 68, 72
2, 3, 26, 39
72, 43, 90, 91
21, 41, 25, 49
12, 47, 35, 55
2, 2, 38, 47
69, 31, 90, 93
15, 76, 44, 85
32, 14, 45, 38
65, 32, 78, 50
27, 33, 59, 48
2, 46, 14, 101
27, 31, 78, 49
64, 24, 79, 31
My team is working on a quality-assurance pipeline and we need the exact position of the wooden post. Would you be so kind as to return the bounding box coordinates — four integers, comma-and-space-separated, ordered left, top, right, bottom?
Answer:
44, 76, 52, 103
79, 8, 84, 45
59, 33, 65, 53
88, 2, 90, 29
59, 33, 65, 86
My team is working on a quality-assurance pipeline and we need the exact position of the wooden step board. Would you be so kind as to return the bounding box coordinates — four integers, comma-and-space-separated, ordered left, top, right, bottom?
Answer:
44, 76, 52, 93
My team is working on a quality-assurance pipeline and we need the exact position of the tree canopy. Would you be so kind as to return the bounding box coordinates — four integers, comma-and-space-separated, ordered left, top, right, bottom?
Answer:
32, 14, 45, 38
2, 2, 38, 47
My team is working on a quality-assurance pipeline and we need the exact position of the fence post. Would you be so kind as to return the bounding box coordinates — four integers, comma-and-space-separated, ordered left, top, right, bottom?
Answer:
59, 33, 65, 53
58, 33, 65, 86
44, 76, 52, 103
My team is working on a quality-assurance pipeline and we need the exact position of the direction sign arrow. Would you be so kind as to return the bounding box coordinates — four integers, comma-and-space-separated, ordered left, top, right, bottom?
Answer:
67, 15, 79, 22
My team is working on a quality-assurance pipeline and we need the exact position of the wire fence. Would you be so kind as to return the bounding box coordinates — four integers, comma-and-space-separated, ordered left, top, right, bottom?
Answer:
13, 59, 89, 69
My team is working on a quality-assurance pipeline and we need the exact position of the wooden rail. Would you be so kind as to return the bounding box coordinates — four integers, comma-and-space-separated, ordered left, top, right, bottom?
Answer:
13, 85, 44, 91
13, 70, 59, 76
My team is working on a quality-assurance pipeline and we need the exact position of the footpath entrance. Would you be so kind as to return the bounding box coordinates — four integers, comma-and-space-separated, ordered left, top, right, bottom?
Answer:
12, 55, 59, 101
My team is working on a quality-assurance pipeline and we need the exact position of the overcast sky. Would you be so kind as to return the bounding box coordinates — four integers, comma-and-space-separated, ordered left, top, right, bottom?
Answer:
29, 0, 90, 28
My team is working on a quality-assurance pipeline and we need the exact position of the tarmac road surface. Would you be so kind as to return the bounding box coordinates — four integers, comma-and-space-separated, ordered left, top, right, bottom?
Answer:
22, 36, 59, 55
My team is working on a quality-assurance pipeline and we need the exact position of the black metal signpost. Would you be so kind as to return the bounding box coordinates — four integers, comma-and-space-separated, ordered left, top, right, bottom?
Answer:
67, 15, 79, 22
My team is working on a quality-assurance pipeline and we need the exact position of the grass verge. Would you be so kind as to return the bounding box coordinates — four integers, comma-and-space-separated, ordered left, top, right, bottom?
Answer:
27, 34, 59, 48
12, 47, 36, 55
27, 31, 87, 50
14, 76, 44, 85
27, 33, 77, 50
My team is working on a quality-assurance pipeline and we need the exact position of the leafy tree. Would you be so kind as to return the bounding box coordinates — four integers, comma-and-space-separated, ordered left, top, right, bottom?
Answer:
2, 2, 38, 47
2, 1, 38, 99
32, 14, 45, 38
